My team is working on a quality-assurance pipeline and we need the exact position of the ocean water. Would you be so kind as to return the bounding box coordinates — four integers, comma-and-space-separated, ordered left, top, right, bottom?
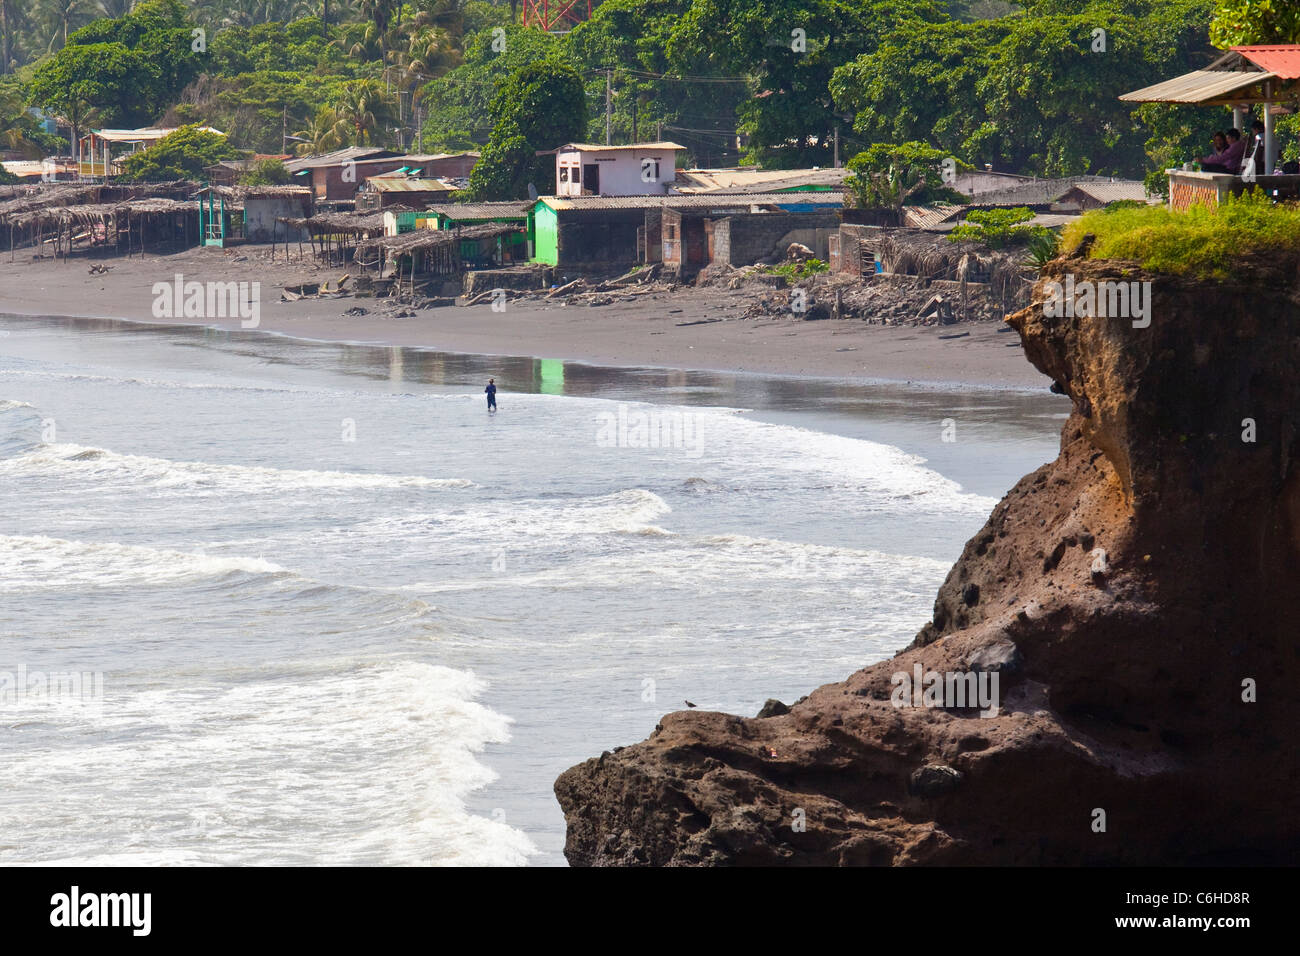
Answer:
0, 315, 1065, 866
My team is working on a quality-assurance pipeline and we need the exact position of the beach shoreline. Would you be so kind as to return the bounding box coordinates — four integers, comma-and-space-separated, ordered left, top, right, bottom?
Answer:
0, 247, 1051, 390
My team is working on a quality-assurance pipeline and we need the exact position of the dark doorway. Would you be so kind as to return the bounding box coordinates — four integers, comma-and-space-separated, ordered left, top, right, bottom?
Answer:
583, 164, 600, 195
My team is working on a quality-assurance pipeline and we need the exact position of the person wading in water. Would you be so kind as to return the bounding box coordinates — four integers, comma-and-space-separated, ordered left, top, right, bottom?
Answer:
485, 378, 498, 412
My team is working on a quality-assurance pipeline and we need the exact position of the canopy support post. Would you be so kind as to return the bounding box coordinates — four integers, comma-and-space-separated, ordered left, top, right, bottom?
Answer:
1264, 88, 1278, 173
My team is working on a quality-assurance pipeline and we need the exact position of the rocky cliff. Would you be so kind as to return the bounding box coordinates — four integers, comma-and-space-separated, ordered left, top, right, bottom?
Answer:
554, 249, 1300, 865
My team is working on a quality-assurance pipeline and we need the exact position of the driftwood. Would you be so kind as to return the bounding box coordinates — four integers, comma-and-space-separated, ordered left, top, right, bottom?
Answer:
462, 288, 501, 307
546, 278, 586, 298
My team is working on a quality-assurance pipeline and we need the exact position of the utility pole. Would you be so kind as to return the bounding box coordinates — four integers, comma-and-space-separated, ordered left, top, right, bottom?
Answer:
282, 104, 287, 156
605, 68, 612, 146
833, 124, 839, 168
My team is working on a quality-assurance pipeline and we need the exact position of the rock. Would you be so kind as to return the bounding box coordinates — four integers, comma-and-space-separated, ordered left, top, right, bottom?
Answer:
554, 256, 1300, 866
908, 765, 963, 797
1090, 547, 1109, 582
968, 640, 1023, 675
756, 699, 790, 718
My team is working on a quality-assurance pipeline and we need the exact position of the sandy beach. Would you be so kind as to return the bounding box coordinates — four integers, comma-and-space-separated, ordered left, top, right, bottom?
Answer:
0, 247, 1050, 389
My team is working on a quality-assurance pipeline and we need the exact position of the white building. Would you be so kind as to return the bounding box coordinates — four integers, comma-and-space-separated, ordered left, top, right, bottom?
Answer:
549, 142, 685, 197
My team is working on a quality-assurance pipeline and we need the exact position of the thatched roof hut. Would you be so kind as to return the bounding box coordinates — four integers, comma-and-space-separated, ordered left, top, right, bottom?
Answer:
7, 198, 197, 231
281, 210, 386, 236
0, 181, 195, 226
870, 228, 1031, 308
353, 220, 521, 255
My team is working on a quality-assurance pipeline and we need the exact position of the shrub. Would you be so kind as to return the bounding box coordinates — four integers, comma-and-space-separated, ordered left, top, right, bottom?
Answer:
766, 258, 829, 280
1060, 190, 1300, 279
239, 158, 290, 186
947, 207, 1045, 248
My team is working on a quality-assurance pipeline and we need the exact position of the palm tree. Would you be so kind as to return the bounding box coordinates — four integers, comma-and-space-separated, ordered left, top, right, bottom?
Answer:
409, 0, 466, 36
345, 19, 384, 61
304, 0, 334, 26
40, 0, 97, 53
295, 106, 341, 155
0, 87, 43, 158
259, 0, 311, 22
0, 0, 31, 74
355, 0, 398, 60
332, 78, 393, 146
393, 25, 459, 86
194, 0, 262, 29
96, 0, 134, 15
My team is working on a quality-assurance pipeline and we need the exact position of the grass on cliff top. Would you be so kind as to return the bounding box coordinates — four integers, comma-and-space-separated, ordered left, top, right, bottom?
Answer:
1061, 192, 1300, 279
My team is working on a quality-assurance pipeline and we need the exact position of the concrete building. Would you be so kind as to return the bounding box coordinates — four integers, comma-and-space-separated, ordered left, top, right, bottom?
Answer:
284, 149, 478, 204
528, 192, 843, 274
950, 169, 1036, 196
548, 142, 685, 197
195, 185, 312, 245
662, 207, 839, 278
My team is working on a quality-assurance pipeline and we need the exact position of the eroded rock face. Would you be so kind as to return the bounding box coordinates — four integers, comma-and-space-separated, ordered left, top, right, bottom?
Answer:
554, 254, 1300, 866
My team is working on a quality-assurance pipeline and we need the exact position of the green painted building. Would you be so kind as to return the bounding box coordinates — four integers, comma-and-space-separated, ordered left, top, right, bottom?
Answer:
423, 201, 533, 265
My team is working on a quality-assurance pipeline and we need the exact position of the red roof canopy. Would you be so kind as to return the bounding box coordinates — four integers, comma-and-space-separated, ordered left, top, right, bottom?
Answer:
1233, 45, 1300, 80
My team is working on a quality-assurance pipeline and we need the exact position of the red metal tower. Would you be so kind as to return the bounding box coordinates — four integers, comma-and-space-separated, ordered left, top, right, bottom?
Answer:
521, 0, 592, 32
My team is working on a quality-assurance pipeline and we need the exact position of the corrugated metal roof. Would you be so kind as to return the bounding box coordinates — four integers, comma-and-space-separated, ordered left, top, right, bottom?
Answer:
539, 192, 843, 211
362, 178, 455, 193
904, 204, 968, 229
971, 176, 1139, 206
283, 147, 397, 172
89, 126, 223, 142
554, 142, 685, 153
1120, 69, 1274, 103
426, 201, 532, 220
673, 167, 848, 193
1061, 181, 1150, 204
1234, 45, 1300, 80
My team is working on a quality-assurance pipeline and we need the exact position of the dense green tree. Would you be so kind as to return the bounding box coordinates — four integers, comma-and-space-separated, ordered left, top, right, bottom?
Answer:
1210, 0, 1300, 47
239, 156, 290, 183
844, 142, 968, 215
170, 17, 363, 153
832, 0, 1215, 179
666, 0, 948, 167
27, 42, 155, 153
46, 0, 202, 122
467, 58, 587, 199
118, 122, 237, 178
567, 0, 746, 165
418, 23, 566, 151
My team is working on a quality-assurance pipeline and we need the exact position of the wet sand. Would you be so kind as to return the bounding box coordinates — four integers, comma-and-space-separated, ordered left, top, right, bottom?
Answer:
0, 246, 1049, 389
